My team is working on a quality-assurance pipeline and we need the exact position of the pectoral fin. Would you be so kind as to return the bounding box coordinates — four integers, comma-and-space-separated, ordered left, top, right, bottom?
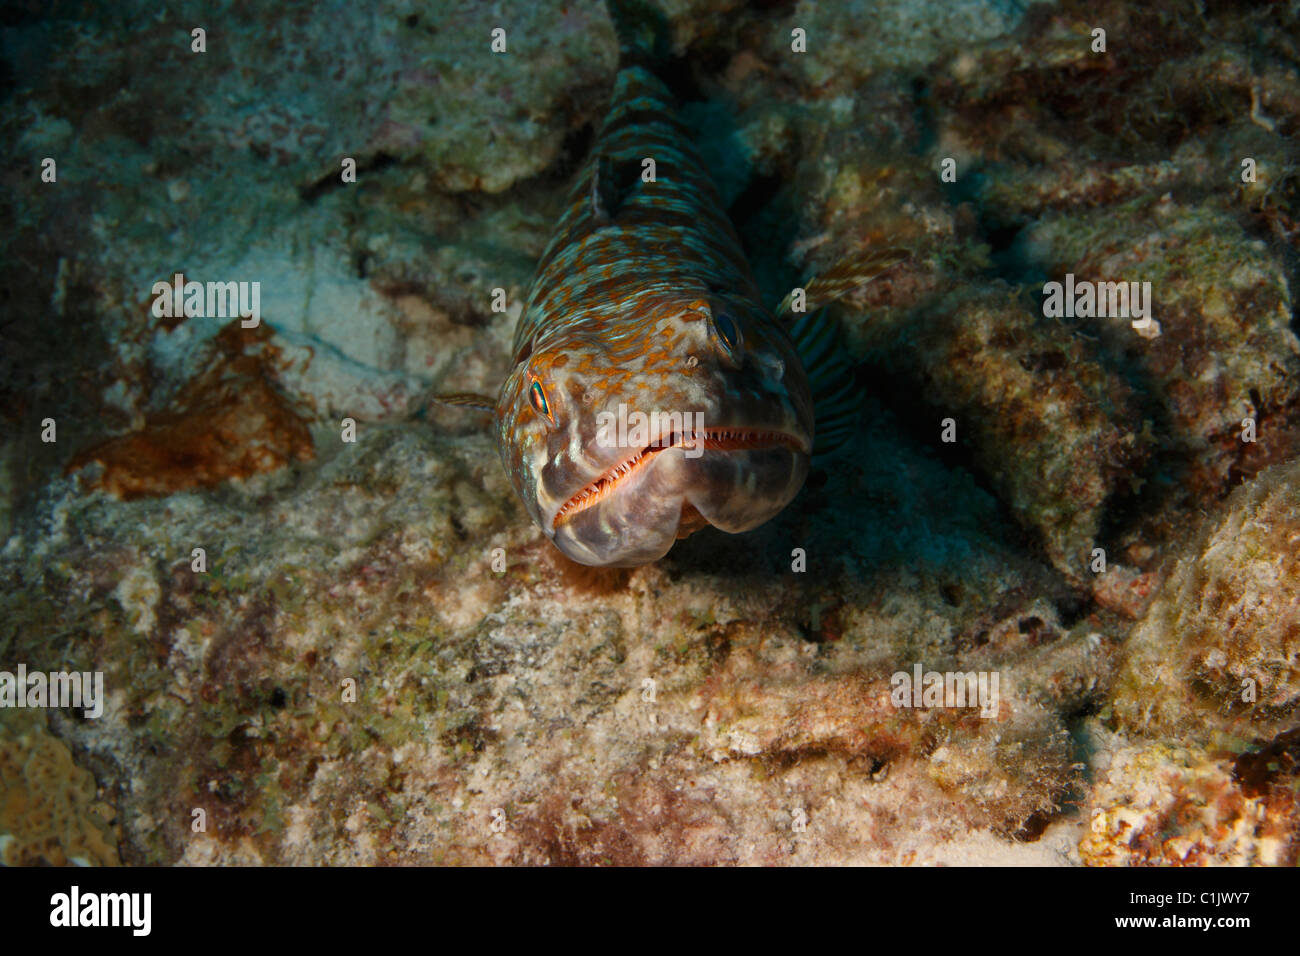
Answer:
777, 246, 908, 319
777, 247, 907, 462
430, 392, 497, 412
787, 307, 862, 463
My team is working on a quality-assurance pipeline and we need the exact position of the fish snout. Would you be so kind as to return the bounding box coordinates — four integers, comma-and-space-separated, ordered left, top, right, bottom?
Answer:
547, 425, 810, 566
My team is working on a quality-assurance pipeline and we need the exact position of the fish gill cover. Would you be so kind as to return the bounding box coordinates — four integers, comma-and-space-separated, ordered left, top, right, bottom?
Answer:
0, 0, 1297, 872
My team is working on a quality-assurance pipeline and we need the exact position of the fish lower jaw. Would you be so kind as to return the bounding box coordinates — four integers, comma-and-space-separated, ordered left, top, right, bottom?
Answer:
550, 427, 808, 531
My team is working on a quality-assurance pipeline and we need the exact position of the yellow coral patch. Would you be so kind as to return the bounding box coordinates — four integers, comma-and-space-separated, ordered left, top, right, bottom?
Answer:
0, 711, 120, 866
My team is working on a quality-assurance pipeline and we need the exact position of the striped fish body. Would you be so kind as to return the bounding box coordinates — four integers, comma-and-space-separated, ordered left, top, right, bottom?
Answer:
494, 6, 814, 566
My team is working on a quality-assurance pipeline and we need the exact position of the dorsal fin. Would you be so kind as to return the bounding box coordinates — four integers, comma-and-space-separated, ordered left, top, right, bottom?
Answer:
591, 152, 640, 221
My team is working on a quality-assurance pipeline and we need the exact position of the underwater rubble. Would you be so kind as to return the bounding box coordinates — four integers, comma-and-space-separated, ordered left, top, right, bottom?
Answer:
1, 0, 1298, 866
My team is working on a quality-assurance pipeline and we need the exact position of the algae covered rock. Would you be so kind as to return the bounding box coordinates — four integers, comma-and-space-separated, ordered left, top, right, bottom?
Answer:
0, 394, 1120, 865
1112, 458, 1300, 742
1080, 730, 1299, 867
866, 287, 1147, 578
1025, 197, 1300, 502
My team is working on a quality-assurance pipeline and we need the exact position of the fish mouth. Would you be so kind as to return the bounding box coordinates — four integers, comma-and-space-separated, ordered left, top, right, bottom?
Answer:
552, 427, 809, 530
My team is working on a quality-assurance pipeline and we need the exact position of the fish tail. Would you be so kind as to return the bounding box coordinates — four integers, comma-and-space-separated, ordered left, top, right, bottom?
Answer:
605, 0, 672, 70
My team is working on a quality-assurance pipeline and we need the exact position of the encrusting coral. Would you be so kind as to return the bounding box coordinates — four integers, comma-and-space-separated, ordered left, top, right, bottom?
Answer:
0, 710, 120, 866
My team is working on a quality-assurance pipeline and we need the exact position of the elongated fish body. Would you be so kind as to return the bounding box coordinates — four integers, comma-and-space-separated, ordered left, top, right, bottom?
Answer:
494, 2, 815, 567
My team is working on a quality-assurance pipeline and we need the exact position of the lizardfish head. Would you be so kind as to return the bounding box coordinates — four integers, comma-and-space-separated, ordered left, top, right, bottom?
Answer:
497, 293, 814, 566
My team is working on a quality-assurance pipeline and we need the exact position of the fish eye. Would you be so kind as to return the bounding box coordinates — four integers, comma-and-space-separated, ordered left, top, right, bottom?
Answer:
529, 379, 553, 423
712, 312, 744, 362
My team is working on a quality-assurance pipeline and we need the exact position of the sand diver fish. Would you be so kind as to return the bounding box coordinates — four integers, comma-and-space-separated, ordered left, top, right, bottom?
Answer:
438, 0, 903, 567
